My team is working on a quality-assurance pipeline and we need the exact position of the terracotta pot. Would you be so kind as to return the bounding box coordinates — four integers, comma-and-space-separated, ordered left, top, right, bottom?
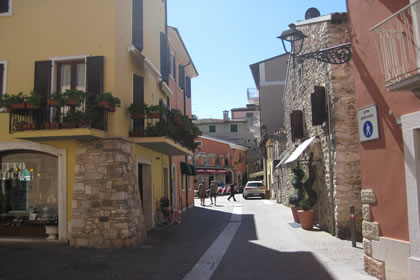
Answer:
291, 206, 301, 223
96, 100, 116, 112
146, 112, 160, 119
25, 103, 40, 109
47, 99, 57, 107
297, 210, 314, 230
65, 99, 80, 106
10, 103, 26, 109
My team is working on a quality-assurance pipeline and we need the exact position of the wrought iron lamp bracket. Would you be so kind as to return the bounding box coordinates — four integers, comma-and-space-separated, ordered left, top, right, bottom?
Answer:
295, 43, 352, 65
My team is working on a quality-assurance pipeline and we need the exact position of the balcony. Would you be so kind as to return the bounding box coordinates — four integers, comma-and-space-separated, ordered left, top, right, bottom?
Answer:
370, 0, 420, 94
7, 93, 111, 140
129, 106, 200, 156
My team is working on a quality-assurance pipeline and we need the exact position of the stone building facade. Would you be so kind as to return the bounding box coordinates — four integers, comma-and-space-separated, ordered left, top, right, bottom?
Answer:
71, 138, 145, 248
277, 13, 361, 239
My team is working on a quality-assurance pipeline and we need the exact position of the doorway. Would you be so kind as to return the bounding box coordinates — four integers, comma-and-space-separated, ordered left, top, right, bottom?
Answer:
137, 161, 152, 230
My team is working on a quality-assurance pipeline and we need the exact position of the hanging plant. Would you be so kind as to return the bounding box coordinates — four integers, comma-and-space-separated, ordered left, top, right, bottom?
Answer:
63, 90, 86, 106
25, 91, 41, 109
96, 92, 120, 112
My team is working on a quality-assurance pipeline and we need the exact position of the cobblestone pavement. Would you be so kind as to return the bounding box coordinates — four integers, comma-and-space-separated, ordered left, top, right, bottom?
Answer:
0, 198, 375, 280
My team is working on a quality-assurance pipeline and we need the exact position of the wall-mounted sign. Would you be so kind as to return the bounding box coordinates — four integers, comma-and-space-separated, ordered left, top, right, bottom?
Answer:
357, 104, 380, 142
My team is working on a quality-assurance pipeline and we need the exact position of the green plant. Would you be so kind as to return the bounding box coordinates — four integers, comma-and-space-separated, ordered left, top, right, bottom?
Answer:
146, 104, 165, 114
63, 90, 86, 104
299, 199, 311, 211
25, 91, 41, 107
0, 92, 25, 108
49, 92, 65, 107
97, 92, 121, 107
128, 102, 148, 115
45, 215, 58, 226
288, 191, 301, 206
62, 110, 82, 124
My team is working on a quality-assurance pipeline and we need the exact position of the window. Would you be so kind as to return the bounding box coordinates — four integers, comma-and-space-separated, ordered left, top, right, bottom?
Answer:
246, 112, 254, 118
198, 152, 205, 156
239, 153, 242, 162
56, 61, 85, 93
194, 141, 202, 147
230, 124, 238, 133
209, 125, 216, 133
132, 0, 143, 52
0, 61, 6, 97
0, 0, 12, 16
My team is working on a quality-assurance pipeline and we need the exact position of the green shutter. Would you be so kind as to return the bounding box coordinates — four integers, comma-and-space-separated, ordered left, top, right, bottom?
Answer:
132, 0, 143, 51
160, 32, 169, 83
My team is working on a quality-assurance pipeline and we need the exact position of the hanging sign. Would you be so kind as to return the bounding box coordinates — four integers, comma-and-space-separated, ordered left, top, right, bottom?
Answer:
357, 104, 380, 142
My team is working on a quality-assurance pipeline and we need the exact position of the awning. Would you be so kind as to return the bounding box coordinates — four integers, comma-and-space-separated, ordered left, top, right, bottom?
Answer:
180, 162, 192, 175
249, 170, 264, 178
283, 136, 316, 166
197, 169, 227, 174
276, 150, 293, 169
190, 165, 198, 176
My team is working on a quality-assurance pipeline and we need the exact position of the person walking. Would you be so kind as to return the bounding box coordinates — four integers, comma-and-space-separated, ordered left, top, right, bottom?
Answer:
227, 184, 237, 201
198, 182, 207, 206
210, 181, 218, 205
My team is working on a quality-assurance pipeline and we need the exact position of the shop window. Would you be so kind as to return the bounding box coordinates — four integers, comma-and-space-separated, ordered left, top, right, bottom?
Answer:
0, 151, 58, 238
0, 0, 11, 16
209, 125, 216, 133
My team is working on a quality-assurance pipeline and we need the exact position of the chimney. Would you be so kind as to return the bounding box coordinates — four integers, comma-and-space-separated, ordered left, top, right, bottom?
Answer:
223, 110, 229, 121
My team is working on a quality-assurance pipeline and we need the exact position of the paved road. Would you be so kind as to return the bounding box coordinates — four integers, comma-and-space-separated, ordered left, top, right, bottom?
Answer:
0, 197, 374, 280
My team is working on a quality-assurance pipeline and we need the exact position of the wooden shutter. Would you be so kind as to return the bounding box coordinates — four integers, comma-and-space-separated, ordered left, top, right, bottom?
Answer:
133, 74, 144, 132
185, 77, 191, 99
290, 110, 304, 141
34, 60, 51, 97
179, 65, 185, 89
173, 56, 176, 80
160, 32, 169, 83
311, 86, 326, 125
86, 56, 104, 95
132, 0, 143, 52
0, 0, 9, 13
0, 64, 3, 96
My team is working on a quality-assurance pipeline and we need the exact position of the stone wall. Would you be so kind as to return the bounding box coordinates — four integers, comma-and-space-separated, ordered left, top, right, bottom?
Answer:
70, 137, 145, 248
279, 15, 361, 239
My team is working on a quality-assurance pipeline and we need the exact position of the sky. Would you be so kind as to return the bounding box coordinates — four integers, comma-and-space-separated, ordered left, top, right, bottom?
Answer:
167, 0, 347, 119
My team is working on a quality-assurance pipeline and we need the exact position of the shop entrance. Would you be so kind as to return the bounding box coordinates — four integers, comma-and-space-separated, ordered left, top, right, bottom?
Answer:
0, 151, 58, 238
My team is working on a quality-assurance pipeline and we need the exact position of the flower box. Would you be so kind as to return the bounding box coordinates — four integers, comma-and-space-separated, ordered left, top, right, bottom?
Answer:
44, 122, 59, 130
130, 113, 145, 119
10, 103, 26, 109
23, 123, 36, 130
65, 99, 81, 106
147, 112, 161, 119
47, 99, 58, 107
96, 100, 116, 112
25, 103, 40, 110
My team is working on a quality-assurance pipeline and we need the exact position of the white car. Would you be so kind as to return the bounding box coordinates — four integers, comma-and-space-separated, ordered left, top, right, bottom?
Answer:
243, 181, 266, 199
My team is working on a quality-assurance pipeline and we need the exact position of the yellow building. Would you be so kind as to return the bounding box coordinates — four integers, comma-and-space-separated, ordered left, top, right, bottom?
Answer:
0, 0, 196, 248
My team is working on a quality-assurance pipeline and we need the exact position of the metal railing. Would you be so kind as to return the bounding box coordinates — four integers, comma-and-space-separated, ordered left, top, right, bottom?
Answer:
370, 0, 420, 85
9, 95, 108, 133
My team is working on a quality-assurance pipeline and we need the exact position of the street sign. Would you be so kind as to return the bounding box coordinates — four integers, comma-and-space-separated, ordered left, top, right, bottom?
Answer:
357, 104, 379, 142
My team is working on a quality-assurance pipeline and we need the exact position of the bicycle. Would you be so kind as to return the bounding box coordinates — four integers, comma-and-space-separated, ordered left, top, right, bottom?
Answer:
154, 197, 182, 227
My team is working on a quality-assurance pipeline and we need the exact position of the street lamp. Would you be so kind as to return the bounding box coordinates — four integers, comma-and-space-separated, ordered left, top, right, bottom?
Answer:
278, 24, 306, 56
278, 24, 352, 65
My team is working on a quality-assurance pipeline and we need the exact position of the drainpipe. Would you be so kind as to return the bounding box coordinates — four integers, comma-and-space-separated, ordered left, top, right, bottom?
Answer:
325, 75, 336, 236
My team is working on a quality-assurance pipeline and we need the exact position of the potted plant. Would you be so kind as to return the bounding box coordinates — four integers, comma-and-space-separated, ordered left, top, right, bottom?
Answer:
62, 110, 82, 128
25, 91, 41, 109
297, 165, 317, 230
0, 92, 26, 111
45, 215, 58, 240
128, 102, 148, 119
146, 104, 164, 119
96, 92, 120, 112
63, 90, 86, 106
48, 92, 65, 107
289, 166, 305, 223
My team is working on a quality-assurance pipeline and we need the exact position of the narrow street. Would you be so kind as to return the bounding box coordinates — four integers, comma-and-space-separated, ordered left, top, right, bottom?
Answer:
0, 198, 374, 280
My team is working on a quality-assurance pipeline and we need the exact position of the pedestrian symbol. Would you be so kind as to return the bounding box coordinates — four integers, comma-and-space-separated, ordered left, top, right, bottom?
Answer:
363, 121, 373, 138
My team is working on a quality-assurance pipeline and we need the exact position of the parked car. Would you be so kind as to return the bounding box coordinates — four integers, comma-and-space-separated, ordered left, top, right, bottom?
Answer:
243, 181, 265, 199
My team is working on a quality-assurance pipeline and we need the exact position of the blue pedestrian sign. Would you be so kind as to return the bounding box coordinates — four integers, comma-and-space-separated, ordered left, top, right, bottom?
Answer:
358, 104, 379, 142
